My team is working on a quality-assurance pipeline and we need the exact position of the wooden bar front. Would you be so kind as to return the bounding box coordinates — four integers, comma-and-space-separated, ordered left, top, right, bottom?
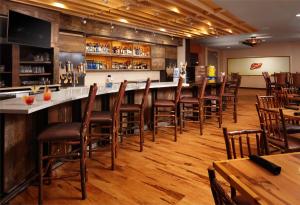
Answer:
0, 84, 177, 203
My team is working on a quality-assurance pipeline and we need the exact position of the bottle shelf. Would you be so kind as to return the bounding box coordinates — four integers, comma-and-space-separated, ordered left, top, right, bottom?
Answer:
85, 37, 152, 70
20, 61, 52, 64
86, 69, 151, 72
19, 73, 52, 77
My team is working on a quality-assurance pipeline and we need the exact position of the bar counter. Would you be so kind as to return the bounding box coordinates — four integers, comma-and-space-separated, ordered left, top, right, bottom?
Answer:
0, 81, 186, 203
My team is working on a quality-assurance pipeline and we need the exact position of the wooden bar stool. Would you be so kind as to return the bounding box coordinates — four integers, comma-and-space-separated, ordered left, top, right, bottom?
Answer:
179, 77, 207, 135
120, 78, 151, 152
88, 81, 127, 170
37, 84, 98, 205
223, 75, 241, 123
152, 77, 183, 142
203, 75, 226, 128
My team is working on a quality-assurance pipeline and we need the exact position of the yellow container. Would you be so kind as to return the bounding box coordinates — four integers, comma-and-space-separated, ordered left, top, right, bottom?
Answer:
207, 65, 216, 83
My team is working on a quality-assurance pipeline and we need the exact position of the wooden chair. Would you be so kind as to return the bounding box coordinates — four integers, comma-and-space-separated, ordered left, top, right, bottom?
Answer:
120, 78, 151, 151
274, 72, 288, 89
223, 75, 242, 123
256, 95, 281, 109
208, 167, 236, 205
259, 108, 300, 153
38, 84, 98, 205
153, 77, 183, 142
88, 81, 127, 170
179, 77, 207, 135
262, 72, 275, 95
222, 127, 268, 203
223, 127, 268, 160
203, 75, 226, 128
292, 73, 300, 89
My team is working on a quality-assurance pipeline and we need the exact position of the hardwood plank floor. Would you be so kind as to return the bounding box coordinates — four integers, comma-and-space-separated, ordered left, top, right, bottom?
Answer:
11, 88, 265, 205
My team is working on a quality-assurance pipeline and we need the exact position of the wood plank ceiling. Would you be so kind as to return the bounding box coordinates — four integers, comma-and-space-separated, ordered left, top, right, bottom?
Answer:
10, 0, 256, 39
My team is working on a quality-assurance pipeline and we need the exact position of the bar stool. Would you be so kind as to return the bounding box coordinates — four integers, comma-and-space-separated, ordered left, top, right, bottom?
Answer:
120, 78, 151, 152
223, 75, 241, 123
88, 81, 127, 170
203, 75, 226, 128
37, 84, 98, 205
153, 77, 183, 142
179, 77, 207, 135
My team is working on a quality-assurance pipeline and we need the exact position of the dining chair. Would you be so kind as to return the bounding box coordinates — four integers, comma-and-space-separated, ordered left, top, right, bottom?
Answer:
179, 77, 207, 135
153, 77, 183, 142
208, 167, 236, 205
203, 75, 226, 128
256, 95, 281, 109
223, 127, 269, 160
292, 73, 300, 89
259, 108, 300, 153
274, 72, 288, 89
262, 72, 275, 95
37, 84, 98, 205
256, 95, 300, 134
120, 78, 151, 152
88, 81, 127, 170
222, 127, 268, 202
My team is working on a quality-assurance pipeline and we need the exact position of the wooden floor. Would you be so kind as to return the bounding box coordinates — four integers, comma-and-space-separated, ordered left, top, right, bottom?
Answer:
11, 89, 265, 205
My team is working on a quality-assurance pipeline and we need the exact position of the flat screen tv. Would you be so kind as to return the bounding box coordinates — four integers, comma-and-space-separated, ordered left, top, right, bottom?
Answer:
8, 10, 51, 48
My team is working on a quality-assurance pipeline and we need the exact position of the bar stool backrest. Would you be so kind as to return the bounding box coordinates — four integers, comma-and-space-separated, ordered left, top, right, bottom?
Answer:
113, 80, 128, 115
175, 77, 184, 104
141, 78, 151, 110
219, 75, 227, 97
81, 83, 98, 138
198, 77, 208, 101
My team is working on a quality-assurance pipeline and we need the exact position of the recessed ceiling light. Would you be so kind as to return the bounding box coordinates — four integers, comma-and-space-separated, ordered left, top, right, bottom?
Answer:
119, 18, 128, 23
52, 2, 66, 9
170, 7, 180, 13
296, 13, 300, 17
226, 28, 233, 33
159, 28, 166, 32
186, 34, 192, 38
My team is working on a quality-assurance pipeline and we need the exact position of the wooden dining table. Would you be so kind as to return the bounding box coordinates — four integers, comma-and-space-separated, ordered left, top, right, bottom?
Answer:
287, 94, 300, 103
213, 152, 300, 205
267, 106, 300, 120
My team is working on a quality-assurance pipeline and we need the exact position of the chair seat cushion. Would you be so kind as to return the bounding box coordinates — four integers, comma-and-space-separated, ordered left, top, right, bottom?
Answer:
285, 123, 300, 134
90, 111, 112, 123
120, 104, 141, 112
223, 92, 235, 97
38, 122, 81, 141
268, 134, 300, 150
154, 99, 175, 107
204, 95, 220, 100
180, 97, 199, 104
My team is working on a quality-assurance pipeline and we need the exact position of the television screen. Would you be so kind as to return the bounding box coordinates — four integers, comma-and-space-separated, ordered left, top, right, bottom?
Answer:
8, 10, 51, 48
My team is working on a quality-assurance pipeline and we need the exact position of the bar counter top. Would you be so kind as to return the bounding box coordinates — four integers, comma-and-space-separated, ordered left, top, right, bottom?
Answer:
0, 81, 186, 114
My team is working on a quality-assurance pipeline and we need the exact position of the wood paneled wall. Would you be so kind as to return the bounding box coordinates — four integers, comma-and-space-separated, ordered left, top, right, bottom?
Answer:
59, 14, 182, 47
